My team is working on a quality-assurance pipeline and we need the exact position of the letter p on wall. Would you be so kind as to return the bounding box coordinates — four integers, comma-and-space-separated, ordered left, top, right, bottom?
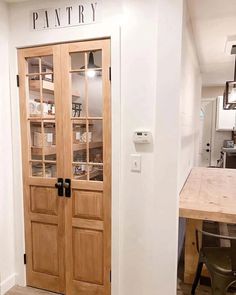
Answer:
32, 12, 38, 30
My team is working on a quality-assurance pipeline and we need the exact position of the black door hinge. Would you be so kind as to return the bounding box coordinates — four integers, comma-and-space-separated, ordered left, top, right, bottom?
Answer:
16, 75, 20, 87
109, 67, 111, 81
24, 253, 27, 265
110, 270, 112, 283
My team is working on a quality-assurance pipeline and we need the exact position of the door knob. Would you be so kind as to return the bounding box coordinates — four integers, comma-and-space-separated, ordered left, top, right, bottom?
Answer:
64, 182, 70, 189
55, 178, 64, 196
64, 179, 71, 198
206, 149, 210, 152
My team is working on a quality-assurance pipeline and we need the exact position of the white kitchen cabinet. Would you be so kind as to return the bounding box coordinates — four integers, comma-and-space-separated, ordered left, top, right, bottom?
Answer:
216, 96, 236, 131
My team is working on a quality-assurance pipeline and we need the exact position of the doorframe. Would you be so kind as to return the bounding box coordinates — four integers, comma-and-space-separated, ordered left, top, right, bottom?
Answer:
200, 98, 216, 167
9, 24, 121, 295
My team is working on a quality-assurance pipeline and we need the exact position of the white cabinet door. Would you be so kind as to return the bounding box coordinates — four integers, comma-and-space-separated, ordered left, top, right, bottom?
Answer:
216, 96, 236, 130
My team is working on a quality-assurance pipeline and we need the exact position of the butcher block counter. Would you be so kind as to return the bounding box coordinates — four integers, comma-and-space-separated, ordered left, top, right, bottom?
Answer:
179, 167, 236, 283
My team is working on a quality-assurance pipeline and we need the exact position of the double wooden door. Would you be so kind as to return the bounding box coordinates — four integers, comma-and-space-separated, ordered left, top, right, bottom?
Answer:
18, 39, 111, 295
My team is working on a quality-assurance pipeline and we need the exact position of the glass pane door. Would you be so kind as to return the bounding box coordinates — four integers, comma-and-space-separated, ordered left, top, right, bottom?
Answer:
70, 50, 103, 182
61, 39, 111, 295
26, 54, 58, 178
18, 45, 65, 293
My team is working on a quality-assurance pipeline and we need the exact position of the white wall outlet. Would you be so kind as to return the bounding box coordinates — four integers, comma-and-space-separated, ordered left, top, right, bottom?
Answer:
131, 154, 141, 172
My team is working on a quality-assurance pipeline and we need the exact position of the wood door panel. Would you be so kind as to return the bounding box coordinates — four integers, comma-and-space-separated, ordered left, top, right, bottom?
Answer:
19, 44, 65, 293
28, 271, 62, 293
32, 222, 59, 276
62, 39, 111, 295
73, 190, 103, 220
72, 218, 103, 231
30, 186, 58, 215
71, 281, 104, 295
73, 228, 103, 284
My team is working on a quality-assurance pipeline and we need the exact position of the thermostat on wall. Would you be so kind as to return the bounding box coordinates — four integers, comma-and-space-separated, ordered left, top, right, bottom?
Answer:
133, 131, 152, 144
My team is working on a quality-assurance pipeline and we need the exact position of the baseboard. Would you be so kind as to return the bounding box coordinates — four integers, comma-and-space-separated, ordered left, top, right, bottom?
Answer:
0, 273, 16, 295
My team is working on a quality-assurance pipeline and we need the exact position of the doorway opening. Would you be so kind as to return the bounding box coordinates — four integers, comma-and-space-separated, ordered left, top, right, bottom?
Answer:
18, 39, 111, 295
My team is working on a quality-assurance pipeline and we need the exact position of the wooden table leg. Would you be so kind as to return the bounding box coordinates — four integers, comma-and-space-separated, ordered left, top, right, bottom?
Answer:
184, 219, 203, 284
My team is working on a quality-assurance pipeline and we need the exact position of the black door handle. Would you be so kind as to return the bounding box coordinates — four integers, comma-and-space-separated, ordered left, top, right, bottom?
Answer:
64, 178, 71, 198
206, 149, 210, 152
55, 178, 64, 196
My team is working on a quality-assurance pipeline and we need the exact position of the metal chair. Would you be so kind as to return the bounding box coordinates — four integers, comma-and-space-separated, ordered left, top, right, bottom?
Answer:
191, 229, 236, 295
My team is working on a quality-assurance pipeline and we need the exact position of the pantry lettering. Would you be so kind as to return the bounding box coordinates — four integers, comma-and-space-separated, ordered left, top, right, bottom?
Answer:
32, 1, 101, 30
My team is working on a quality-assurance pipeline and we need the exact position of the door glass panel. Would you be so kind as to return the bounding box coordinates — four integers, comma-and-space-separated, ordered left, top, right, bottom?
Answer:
31, 162, 43, 177
71, 73, 85, 118
70, 50, 104, 182
42, 122, 55, 147
73, 122, 87, 163
27, 56, 55, 119
87, 51, 102, 117
71, 52, 85, 71
89, 120, 103, 163
41, 56, 53, 73
41, 73, 55, 119
43, 122, 57, 161
89, 165, 103, 182
26, 54, 57, 179
73, 122, 86, 144
30, 121, 43, 161
28, 75, 42, 117
87, 70, 103, 117
73, 163, 88, 180
45, 163, 57, 178
27, 57, 40, 74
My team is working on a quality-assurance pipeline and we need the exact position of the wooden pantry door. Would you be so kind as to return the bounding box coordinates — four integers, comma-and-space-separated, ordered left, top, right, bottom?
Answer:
18, 45, 65, 293
61, 39, 111, 295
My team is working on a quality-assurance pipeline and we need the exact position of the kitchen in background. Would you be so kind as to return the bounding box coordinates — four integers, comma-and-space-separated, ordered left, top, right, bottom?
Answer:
199, 94, 236, 169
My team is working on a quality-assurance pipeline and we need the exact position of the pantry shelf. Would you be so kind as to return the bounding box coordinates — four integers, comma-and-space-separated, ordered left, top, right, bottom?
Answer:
31, 142, 103, 156
74, 169, 103, 180
29, 79, 80, 98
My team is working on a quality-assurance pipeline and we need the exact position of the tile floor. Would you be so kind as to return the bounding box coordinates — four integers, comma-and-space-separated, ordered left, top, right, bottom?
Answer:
6, 282, 236, 295
1, 284, 218, 295
6, 286, 57, 295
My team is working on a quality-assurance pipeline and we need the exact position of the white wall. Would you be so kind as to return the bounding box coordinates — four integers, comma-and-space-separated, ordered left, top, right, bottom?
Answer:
154, 0, 184, 291
0, 2, 16, 294
202, 86, 224, 98
179, 1, 202, 189
7, 0, 184, 294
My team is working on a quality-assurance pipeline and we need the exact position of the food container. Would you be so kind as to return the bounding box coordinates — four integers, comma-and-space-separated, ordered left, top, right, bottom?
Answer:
73, 125, 86, 143
33, 123, 56, 147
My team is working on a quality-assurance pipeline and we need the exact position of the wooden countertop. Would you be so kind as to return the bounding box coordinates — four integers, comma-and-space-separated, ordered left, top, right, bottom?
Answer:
222, 146, 236, 153
179, 167, 236, 224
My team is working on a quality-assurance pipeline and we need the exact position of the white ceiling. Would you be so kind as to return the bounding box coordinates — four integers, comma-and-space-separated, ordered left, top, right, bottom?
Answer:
188, 0, 236, 86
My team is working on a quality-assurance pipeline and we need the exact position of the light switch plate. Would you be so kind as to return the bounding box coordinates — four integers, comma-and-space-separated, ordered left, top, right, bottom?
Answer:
131, 154, 141, 172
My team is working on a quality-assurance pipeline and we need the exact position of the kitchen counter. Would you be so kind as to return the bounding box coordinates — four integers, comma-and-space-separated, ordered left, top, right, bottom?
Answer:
179, 167, 236, 283
222, 145, 236, 168
222, 146, 236, 153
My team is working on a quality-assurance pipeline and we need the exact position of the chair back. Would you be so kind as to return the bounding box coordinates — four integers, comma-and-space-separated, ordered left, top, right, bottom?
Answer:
230, 239, 236, 272
196, 228, 236, 273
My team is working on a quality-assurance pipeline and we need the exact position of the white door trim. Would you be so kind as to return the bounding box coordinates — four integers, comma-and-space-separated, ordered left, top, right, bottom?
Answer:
9, 24, 121, 295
